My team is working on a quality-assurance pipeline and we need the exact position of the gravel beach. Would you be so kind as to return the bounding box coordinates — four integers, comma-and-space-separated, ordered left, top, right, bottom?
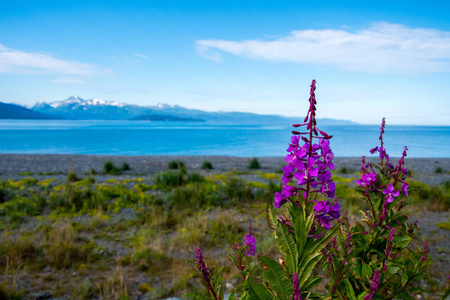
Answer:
1, 154, 449, 185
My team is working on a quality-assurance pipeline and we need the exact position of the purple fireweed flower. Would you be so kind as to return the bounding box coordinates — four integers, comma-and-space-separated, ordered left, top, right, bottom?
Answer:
314, 201, 340, 218
420, 241, 429, 262
356, 172, 376, 187
274, 192, 287, 208
370, 146, 379, 154
274, 184, 299, 208
282, 164, 295, 184
328, 203, 340, 219
274, 80, 337, 210
321, 181, 336, 198
244, 221, 256, 257
363, 269, 381, 300
196, 248, 211, 281
320, 139, 335, 170
285, 148, 307, 168
287, 135, 300, 152
292, 273, 302, 300
314, 201, 340, 229
294, 157, 319, 185
382, 185, 400, 203
400, 180, 409, 196
314, 201, 330, 214
316, 214, 331, 229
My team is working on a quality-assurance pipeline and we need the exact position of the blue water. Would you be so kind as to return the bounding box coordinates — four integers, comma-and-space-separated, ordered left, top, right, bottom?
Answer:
0, 120, 449, 158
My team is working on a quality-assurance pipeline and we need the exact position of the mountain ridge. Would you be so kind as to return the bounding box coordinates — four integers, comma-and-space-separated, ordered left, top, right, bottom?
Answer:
21, 96, 358, 125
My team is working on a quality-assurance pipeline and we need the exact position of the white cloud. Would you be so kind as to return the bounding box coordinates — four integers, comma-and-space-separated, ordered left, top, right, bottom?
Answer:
196, 22, 450, 74
50, 78, 87, 84
0, 43, 110, 76
131, 52, 149, 59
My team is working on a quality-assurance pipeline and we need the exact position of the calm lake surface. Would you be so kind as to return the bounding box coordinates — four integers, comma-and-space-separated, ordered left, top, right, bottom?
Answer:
0, 120, 449, 158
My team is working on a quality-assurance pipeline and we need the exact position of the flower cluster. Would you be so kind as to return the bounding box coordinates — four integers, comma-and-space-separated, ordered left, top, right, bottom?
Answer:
363, 269, 381, 300
196, 248, 211, 281
244, 220, 256, 257
313, 200, 340, 229
292, 273, 302, 300
274, 80, 340, 227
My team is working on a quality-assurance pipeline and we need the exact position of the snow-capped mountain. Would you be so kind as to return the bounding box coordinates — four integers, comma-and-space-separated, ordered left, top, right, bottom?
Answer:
32, 96, 146, 120
30, 96, 357, 124
33, 96, 127, 109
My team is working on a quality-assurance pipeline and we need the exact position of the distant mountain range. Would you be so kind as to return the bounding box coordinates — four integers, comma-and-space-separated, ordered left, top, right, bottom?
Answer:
1, 96, 358, 125
0, 102, 59, 120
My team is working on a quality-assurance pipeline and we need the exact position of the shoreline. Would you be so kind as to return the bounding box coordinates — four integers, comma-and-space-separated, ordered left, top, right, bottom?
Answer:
1, 154, 448, 185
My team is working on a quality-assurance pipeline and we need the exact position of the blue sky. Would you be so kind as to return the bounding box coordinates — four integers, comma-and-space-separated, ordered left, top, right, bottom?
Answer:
0, 0, 449, 125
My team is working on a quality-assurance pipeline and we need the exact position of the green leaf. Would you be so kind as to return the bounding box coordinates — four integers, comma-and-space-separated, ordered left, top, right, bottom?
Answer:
397, 293, 415, 300
353, 260, 362, 279
245, 281, 275, 300
258, 256, 293, 300
276, 222, 298, 273
266, 202, 278, 230
301, 275, 323, 291
228, 253, 240, 270
411, 273, 427, 282
343, 279, 357, 300
294, 211, 314, 257
362, 264, 373, 279
183, 293, 208, 299
357, 292, 368, 300
297, 252, 322, 287
393, 235, 412, 249
304, 223, 340, 255
388, 265, 401, 274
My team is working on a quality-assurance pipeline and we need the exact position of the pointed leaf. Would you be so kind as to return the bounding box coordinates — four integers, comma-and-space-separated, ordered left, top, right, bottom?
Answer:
245, 281, 275, 300
305, 224, 340, 255
297, 252, 322, 287
301, 275, 323, 291
276, 222, 298, 273
266, 202, 277, 230
258, 256, 293, 300
343, 279, 357, 300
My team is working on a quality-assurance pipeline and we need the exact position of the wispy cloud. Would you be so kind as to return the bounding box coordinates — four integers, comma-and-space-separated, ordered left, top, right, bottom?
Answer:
50, 78, 87, 84
196, 22, 450, 74
131, 52, 149, 59
0, 43, 111, 76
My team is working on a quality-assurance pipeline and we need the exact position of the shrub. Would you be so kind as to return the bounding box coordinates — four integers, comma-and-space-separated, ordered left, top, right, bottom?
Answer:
247, 157, 260, 169
155, 171, 186, 190
338, 166, 348, 174
221, 177, 253, 205
0, 233, 41, 269
67, 171, 80, 182
168, 160, 185, 170
121, 162, 131, 171
435, 166, 443, 174
43, 224, 92, 269
201, 161, 213, 170
187, 172, 205, 183
103, 161, 122, 175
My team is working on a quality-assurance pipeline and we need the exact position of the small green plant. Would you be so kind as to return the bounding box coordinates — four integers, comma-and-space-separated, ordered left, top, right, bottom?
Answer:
67, 171, 80, 182
201, 161, 213, 170
168, 160, 185, 170
103, 161, 122, 175
121, 162, 131, 171
155, 171, 186, 190
338, 166, 348, 174
247, 158, 260, 169
435, 166, 443, 174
